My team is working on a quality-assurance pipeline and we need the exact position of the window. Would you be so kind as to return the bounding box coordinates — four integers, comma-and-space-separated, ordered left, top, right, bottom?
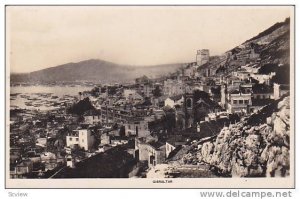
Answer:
76, 138, 79, 142
17, 167, 21, 172
244, 100, 249, 105
69, 137, 72, 141
233, 100, 237, 104
82, 139, 84, 143
239, 100, 243, 104
128, 125, 131, 130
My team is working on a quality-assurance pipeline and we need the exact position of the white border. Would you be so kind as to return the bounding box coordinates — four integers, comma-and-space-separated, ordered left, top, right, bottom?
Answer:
1, 1, 299, 199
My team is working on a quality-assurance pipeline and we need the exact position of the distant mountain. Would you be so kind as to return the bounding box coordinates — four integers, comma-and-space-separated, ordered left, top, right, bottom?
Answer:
10, 59, 183, 84
11, 18, 291, 85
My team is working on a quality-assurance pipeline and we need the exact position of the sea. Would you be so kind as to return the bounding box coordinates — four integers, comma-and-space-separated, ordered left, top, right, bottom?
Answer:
10, 85, 93, 111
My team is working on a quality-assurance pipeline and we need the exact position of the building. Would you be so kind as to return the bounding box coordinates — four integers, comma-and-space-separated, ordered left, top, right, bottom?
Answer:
252, 84, 274, 100
274, 83, 290, 100
163, 79, 185, 96
123, 89, 143, 103
66, 154, 75, 168
100, 133, 111, 145
135, 137, 166, 167
10, 159, 33, 179
164, 95, 184, 108
165, 136, 187, 158
227, 84, 252, 113
66, 129, 95, 151
124, 120, 150, 138
83, 110, 101, 124
196, 49, 210, 66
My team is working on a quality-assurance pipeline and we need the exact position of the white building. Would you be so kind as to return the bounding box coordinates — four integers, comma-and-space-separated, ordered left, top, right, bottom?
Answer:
274, 83, 290, 100
124, 120, 150, 138
66, 154, 75, 168
164, 95, 184, 108
66, 129, 95, 151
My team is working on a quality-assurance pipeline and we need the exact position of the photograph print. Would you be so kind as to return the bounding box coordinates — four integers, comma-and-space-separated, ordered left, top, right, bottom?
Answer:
6, 5, 294, 188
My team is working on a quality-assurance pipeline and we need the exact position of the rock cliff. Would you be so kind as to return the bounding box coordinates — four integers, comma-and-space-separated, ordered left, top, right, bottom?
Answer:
181, 96, 290, 177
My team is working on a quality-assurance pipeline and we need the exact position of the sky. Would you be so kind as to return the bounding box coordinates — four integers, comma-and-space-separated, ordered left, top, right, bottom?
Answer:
7, 6, 292, 73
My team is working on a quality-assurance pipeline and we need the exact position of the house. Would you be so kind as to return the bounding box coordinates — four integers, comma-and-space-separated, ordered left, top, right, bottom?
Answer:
124, 120, 150, 138
66, 154, 75, 168
123, 89, 144, 103
226, 84, 252, 114
163, 79, 185, 96
135, 137, 166, 167
100, 133, 111, 145
66, 129, 95, 151
147, 141, 166, 167
36, 138, 47, 148
165, 136, 187, 158
252, 83, 274, 100
164, 95, 184, 108
10, 159, 33, 179
83, 109, 101, 124
274, 83, 290, 100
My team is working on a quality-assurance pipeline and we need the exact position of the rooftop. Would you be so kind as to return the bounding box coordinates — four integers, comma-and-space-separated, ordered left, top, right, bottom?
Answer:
52, 145, 136, 178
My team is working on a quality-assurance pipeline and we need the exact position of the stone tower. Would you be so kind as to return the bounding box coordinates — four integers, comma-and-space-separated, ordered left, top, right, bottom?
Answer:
196, 49, 210, 66
184, 93, 194, 128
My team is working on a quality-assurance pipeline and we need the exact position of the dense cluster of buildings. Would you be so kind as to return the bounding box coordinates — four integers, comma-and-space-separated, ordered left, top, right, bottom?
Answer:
10, 46, 290, 178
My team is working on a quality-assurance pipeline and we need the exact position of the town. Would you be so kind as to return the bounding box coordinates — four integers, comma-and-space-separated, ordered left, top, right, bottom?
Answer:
9, 19, 291, 178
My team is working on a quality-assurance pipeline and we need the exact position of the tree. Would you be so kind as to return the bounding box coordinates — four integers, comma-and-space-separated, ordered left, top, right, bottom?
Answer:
152, 86, 162, 98
67, 97, 95, 116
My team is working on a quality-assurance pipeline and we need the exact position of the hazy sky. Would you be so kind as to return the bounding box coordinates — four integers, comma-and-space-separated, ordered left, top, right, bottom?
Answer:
7, 6, 292, 73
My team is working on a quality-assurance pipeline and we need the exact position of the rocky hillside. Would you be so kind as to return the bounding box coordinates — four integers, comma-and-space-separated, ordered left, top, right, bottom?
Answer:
178, 95, 290, 177
11, 59, 183, 84
214, 18, 290, 84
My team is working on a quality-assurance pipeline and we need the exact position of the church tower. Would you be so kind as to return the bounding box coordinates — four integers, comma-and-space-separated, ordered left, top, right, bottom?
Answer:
184, 93, 194, 128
